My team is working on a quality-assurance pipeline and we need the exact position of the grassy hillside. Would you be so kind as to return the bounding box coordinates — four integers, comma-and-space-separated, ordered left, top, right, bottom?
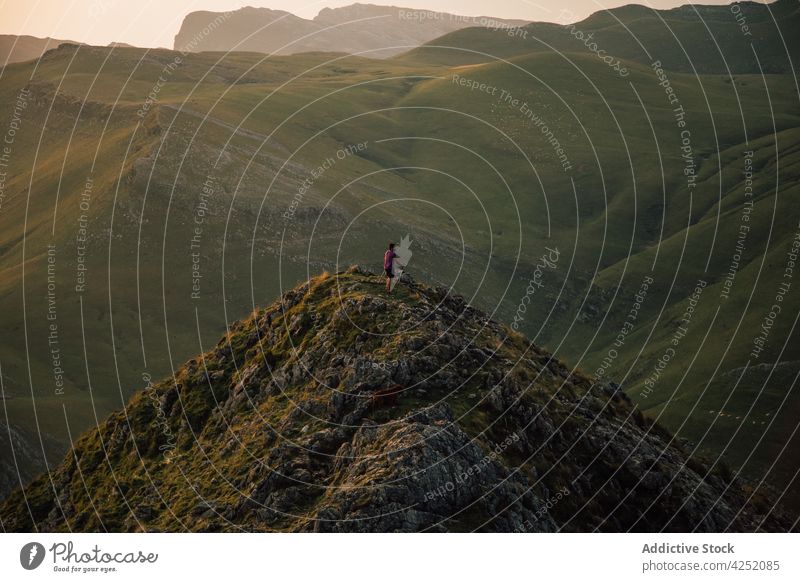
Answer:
402, 0, 800, 72
0, 2, 798, 511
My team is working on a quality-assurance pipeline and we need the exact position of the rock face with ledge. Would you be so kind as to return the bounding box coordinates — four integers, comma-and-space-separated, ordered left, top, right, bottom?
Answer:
0, 269, 791, 532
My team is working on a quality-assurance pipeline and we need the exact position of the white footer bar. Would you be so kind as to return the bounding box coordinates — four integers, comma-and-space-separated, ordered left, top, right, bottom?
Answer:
1, 533, 797, 581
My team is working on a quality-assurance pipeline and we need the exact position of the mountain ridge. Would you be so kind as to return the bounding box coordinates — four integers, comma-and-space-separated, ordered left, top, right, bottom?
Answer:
0, 269, 791, 532
403, 0, 799, 73
173, 3, 528, 58
0, 34, 76, 66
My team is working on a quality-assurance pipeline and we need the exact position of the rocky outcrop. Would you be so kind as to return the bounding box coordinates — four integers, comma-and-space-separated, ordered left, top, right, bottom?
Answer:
0, 269, 791, 532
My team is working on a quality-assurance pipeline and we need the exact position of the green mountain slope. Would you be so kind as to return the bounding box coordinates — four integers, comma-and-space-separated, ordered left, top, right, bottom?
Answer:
402, 0, 800, 72
0, 2, 798, 517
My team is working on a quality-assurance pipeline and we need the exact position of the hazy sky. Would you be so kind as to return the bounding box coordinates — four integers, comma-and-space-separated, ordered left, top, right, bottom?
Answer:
0, 0, 763, 49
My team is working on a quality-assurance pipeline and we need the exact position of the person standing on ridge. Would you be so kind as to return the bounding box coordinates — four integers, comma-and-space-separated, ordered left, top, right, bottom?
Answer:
384, 242, 396, 293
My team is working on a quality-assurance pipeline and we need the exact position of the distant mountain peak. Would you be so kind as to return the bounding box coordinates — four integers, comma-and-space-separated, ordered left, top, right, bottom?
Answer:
173, 3, 528, 58
0, 34, 76, 65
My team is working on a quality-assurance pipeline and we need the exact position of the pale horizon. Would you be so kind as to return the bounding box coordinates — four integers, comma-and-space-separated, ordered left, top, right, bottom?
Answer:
0, 0, 770, 50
